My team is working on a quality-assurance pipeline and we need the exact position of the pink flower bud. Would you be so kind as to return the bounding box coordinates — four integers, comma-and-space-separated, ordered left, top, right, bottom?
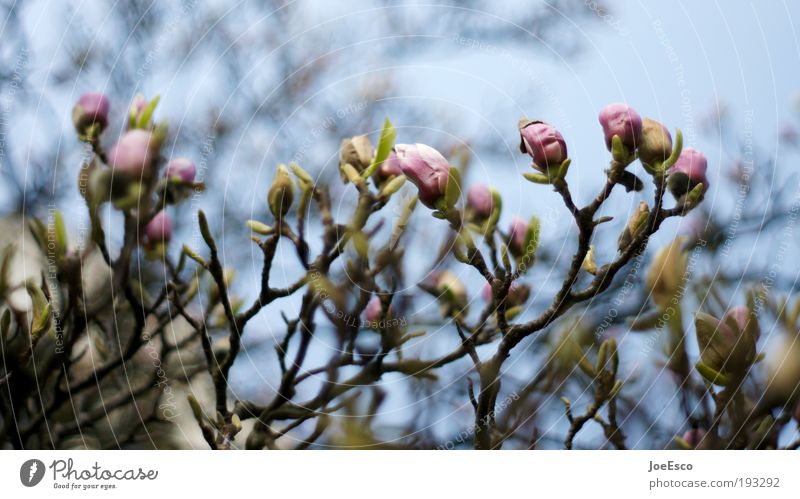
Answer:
365, 297, 384, 323
130, 94, 147, 118
724, 306, 751, 334
146, 210, 172, 243
395, 143, 449, 208
598, 103, 643, 151
482, 281, 530, 307
667, 147, 709, 197
508, 217, 527, 255
682, 428, 706, 448
482, 282, 493, 302
165, 157, 197, 183
108, 130, 156, 177
467, 183, 493, 219
376, 151, 403, 182
519, 120, 568, 171
73, 92, 110, 133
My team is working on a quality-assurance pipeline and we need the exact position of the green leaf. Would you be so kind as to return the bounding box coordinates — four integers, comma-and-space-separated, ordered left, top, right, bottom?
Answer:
136, 95, 161, 129
362, 118, 396, 179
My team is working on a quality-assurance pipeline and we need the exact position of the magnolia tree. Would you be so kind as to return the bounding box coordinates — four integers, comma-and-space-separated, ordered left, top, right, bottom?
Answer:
1, 91, 798, 450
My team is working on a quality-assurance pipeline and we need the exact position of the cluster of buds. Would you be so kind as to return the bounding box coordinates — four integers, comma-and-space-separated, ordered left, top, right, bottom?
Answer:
72, 91, 201, 256
694, 305, 760, 385
515, 102, 708, 205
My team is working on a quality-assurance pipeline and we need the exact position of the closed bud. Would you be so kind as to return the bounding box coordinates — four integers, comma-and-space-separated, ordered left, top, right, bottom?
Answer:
165, 157, 197, 184
108, 130, 157, 178
145, 210, 173, 244
130, 94, 147, 121
365, 296, 384, 323
340, 135, 374, 177
667, 148, 709, 199
482, 281, 530, 308
764, 335, 800, 406
395, 143, 450, 208
638, 118, 673, 166
435, 270, 467, 313
518, 120, 568, 171
507, 216, 528, 257
376, 150, 403, 183
598, 103, 643, 151
646, 238, 688, 307
466, 183, 493, 220
268, 164, 295, 220
682, 428, 706, 449
695, 307, 758, 377
73, 92, 110, 137
617, 201, 650, 250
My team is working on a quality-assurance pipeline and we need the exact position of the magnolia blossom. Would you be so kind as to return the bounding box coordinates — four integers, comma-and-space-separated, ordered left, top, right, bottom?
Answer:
668, 147, 709, 194
467, 184, 493, 219
508, 217, 528, 255
365, 297, 383, 323
519, 120, 568, 170
73, 92, 110, 132
598, 103, 643, 150
146, 210, 173, 243
165, 158, 197, 184
695, 306, 759, 376
395, 143, 449, 208
377, 151, 403, 182
108, 130, 156, 177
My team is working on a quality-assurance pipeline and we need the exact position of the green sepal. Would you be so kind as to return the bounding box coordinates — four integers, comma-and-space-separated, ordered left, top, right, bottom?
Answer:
695, 361, 732, 386
523, 172, 550, 184
444, 166, 462, 208
663, 128, 683, 170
